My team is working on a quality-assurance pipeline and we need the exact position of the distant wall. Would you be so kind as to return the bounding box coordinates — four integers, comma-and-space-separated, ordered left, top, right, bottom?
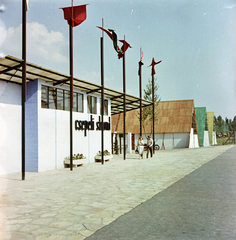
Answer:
134, 133, 190, 150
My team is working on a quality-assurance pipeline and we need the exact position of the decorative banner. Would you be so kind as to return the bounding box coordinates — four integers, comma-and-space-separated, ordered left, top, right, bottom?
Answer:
118, 40, 132, 59
97, 26, 131, 58
149, 57, 162, 75
97, 26, 121, 53
62, 4, 87, 27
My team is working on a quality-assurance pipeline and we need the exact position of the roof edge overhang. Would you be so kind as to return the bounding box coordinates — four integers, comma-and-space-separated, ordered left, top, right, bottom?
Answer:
0, 55, 152, 115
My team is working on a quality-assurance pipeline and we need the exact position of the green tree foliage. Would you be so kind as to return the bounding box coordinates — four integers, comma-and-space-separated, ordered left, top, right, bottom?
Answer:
215, 115, 236, 133
137, 77, 161, 135
229, 116, 236, 131
215, 115, 225, 134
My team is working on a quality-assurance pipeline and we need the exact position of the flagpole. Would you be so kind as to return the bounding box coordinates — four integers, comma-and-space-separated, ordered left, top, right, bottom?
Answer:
139, 48, 143, 137
123, 35, 126, 160
101, 18, 104, 165
69, 0, 74, 171
149, 58, 161, 155
22, 0, 27, 180
152, 72, 155, 155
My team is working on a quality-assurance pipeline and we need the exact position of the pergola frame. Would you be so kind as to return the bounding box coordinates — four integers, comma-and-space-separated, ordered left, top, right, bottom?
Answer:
0, 56, 152, 115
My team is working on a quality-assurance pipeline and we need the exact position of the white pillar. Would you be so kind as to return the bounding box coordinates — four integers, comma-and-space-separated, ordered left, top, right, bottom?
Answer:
127, 133, 132, 153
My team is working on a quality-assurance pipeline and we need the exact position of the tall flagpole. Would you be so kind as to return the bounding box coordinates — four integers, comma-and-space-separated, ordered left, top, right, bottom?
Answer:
22, 0, 27, 180
149, 58, 162, 155
101, 18, 104, 165
139, 48, 143, 137
69, 0, 74, 171
123, 36, 126, 160
152, 73, 155, 155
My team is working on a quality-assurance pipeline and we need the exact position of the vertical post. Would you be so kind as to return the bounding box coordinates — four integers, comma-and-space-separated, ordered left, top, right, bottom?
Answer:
22, 0, 26, 180
69, 18, 73, 171
119, 134, 122, 154
111, 133, 113, 154
123, 37, 126, 160
152, 74, 155, 155
139, 48, 142, 137
101, 19, 104, 165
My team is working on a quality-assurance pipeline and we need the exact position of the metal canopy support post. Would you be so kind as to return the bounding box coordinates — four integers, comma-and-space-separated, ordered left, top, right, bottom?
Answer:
152, 74, 155, 155
69, 17, 73, 171
101, 19, 104, 165
22, 0, 26, 180
123, 38, 126, 160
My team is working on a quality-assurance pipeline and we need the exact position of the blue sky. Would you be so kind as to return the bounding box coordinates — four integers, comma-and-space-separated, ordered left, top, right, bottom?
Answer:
0, 0, 235, 119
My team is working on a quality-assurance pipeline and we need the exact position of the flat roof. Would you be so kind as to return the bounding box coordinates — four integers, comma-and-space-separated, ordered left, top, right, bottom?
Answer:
0, 55, 152, 115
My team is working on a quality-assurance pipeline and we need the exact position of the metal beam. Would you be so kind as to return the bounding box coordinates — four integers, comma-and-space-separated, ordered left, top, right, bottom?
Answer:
0, 63, 23, 74
110, 94, 124, 101
86, 87, 101, 94
53, 78, 70, 86
5, 55, 68, 79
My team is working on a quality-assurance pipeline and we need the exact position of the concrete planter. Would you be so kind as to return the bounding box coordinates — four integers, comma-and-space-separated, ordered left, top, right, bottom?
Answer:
95, 155, 113, 162
64, 158, 88, 168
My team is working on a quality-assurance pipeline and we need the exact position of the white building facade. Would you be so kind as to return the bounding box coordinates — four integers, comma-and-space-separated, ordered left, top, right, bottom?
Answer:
0, 79, 111, 175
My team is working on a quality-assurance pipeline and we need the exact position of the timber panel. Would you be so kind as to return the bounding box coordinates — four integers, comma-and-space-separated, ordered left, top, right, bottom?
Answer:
112, 100, 197, 134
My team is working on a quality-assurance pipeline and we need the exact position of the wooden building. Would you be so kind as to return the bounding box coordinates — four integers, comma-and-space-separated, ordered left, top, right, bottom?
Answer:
112, 99, 199, 151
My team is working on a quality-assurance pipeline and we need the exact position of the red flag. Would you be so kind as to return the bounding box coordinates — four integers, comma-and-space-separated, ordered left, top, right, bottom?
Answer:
97, 26, 121, 53
118, 40, 132, 59
148, 57, 162, 75
97, 26, 113, 41
140, 51, 143, 62
62, 4, 87, 27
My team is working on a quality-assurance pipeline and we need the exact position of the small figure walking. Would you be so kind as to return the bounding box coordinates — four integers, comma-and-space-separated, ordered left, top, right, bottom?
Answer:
137, 136, 144, 159
146, 136, 153, 158
114, 136, 118, 154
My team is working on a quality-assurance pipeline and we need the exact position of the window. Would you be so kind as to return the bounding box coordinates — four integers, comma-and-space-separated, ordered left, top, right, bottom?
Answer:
87, 96, 97, 114
41, 85, 84, 113
78, 93, 83, 113
41, 85, 48, 108
49, 87, 57, 109
57, 89, 64, 110
73, 92, 78, 112
100, 99, 108, 115
64, 90, 70, 111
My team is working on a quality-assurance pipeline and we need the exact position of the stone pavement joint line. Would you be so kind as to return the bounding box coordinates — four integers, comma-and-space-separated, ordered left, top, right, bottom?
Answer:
0, 145, 233, 240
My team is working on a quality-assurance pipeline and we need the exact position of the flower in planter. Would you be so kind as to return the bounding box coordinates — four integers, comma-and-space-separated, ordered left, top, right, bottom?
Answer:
98, 150, 111, 156
65, 153, 86, 160
75, 153, 86, 159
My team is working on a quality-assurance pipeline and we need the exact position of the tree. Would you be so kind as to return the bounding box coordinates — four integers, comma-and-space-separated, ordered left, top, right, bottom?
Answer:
215, 115, 225, 135
137, 77, 161, 136
229, 116, 236, 131
225, 117, 229, 125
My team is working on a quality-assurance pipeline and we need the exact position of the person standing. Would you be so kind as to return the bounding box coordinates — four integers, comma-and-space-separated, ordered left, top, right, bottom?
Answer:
146, 135, 153, 158
137, 136, 144, 159
114, 136, 118, 154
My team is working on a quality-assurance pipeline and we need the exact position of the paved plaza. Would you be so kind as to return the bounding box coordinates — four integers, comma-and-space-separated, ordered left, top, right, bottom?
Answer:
0, 145, 234, 240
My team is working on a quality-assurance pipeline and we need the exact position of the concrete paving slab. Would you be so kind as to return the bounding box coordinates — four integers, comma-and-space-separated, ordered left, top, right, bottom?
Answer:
0, 145, 234, 239
86, 146, 236, 240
